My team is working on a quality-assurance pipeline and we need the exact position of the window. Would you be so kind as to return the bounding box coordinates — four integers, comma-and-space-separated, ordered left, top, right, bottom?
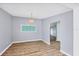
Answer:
21, 24, 36, 32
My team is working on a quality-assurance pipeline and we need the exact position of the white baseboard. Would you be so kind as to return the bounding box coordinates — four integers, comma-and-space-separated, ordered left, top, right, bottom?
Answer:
60, 50, 71, 56
42, 40, 50, 45
0, 42, 13, 56
13, 39, 42, 43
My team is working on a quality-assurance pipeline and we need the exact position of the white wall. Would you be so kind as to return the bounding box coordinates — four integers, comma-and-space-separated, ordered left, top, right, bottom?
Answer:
12, 17, 42, 42
73, 8, 79, 56
59, 10, 73, 56
61, 4, 79, 56
0, 8, 12, 54
42, 10, 73, 55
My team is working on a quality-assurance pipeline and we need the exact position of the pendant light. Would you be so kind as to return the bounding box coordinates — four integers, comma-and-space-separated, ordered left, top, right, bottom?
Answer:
28, 12, 34, 23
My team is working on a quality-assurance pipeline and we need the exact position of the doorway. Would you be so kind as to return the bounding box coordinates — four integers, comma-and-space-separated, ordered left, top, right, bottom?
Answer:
50, 22, 57, 41
50, 22, 60, 50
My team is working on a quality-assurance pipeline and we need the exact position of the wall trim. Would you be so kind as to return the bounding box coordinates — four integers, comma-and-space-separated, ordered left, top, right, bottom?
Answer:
13, 39, 50, 45
0, 42, 13, 56
13, 39, 42, 43
42, 40, 50, 45
60, 50, 71, 56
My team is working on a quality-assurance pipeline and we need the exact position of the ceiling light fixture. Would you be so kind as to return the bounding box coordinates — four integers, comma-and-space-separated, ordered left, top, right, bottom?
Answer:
28, 12, 34, 23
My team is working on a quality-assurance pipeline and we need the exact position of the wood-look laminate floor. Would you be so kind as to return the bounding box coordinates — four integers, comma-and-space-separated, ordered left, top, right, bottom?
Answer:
2, 41, 65, 56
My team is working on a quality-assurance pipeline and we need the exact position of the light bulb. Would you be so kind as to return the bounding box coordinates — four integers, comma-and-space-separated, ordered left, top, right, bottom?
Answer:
28, 19, 34, 23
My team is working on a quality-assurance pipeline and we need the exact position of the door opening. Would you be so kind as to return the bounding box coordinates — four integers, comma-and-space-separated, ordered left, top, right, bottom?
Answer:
50, 22, 60, 50
50, 22, 57, 41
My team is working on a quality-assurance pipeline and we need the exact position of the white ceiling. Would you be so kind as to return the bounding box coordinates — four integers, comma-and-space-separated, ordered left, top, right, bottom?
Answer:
60, 3, 79, 9
0, 3, 74, 19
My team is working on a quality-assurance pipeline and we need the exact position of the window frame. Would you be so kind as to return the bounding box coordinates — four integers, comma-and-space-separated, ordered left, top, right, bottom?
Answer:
20, 24, 37, 32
